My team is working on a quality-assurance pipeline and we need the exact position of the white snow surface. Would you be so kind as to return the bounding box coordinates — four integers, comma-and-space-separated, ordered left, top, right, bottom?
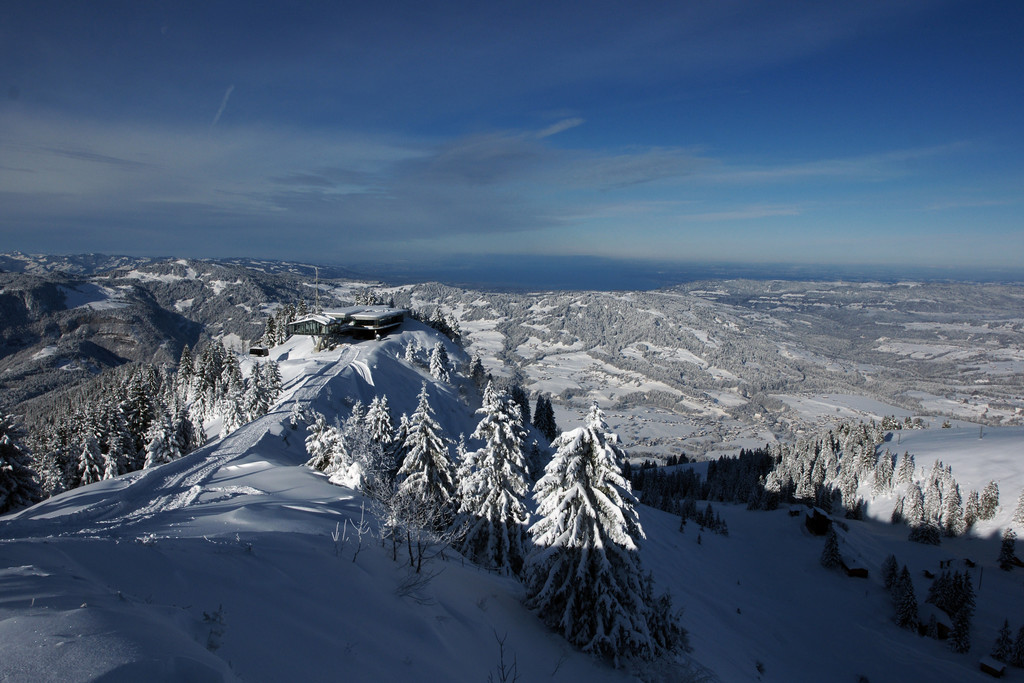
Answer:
2, 325, 1022, 682
58, 283, 128, 311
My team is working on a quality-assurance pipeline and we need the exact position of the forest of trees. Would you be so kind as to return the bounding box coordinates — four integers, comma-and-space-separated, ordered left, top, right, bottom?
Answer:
9, 339, 281, 503
300, 357, 684, 665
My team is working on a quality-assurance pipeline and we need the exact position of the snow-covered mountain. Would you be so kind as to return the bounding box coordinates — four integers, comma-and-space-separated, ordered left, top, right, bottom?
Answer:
3, 322, 1022, 681
0, 256, 363, 412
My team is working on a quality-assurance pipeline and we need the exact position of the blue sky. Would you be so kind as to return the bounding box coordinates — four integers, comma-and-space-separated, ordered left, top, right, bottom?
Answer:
2, 1, 1022, 273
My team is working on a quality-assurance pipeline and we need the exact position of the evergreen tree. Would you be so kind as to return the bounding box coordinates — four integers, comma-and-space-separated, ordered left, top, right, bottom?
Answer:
820, 527, 842, 570
924, 479, 942, 525
523, 404, 679, 664
0, 415, 42, 514
76, 434, 105, 486
244, 362, 270, 418
894, 566, 919, 630
532, 395, 559, 442
905, 482, 925, 526
455, 382, 531, 575
980, 481, 1000, 520
999, 527, 1017, 570
429, 342, 450, 383
895, 451, 915, 485
404, 339, 421, 367
172, 407, 203, 455
926, 570, 950, 612
219, 378, 248, 437
949, 605, 972, 654
1013, 626, 1024, 668
872, 450, 894, 496
365, 395, 394, 449
143, 415, 180, 469
943, 483, 964, 537
509, 385, 530, 426
469, 356, 487, 391
963, 489, 980, 531
177, 344, 195, 396
992, 619, 1013, 662
304, 412, 340, 472
262, 316, 277, 348
1014, 489, 1024, 527
396, 384, 456, 524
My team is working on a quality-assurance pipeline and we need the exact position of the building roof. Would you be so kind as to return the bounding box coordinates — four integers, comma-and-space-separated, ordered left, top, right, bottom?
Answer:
322, 306, 407, 321
291, 313, 336, 326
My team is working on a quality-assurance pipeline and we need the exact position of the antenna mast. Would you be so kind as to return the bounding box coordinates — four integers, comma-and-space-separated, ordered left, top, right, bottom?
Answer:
314, 266, 320, 312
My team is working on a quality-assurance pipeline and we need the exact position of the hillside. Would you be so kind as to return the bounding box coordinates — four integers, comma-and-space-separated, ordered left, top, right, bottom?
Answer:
0, 257, 359, 412
3, 323, 1023, 681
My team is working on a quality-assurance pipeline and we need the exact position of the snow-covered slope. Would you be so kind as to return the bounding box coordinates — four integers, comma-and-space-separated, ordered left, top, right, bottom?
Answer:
3, 324, 1022, 682
0, 329, 636, 682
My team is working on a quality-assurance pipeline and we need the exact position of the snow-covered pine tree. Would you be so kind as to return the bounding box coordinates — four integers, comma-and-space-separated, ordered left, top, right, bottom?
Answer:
980, 481, 999, 520
455, 382, 530, 575
469, 356, 487, 390
999, 528, 1017, 570
143, 415, 181, 469
396, 384, 455, 525
924, 479, 943, 525
905, 482, 926, 526
895, 566, 919, 630
943, 482, 964, 537
872, 450, 894, 496
509, 385, 530, 426
895, 451, 915, 485
949, 605, 972, 654
264, 360, 282, 399
523, 404, 680, 664
429, 342, 450, 383
365, 395, 394, 449
532, 394, 559, 442
261, 316, 277, 348
304, 412, 340, 472
1013, 489, 1024, 527
245, 362, 269, 418
172, 407, 203, 455
963, 489, 980, 531
219, 379, 248, 438
1012, 626, 1024, 668
177, 344, 195, 399
820, 527, 842, 570
77, 434, 105, 486
992, 619, 1013, 662
289, 401, 305, 430
926, 570, 951, 613
404, 339, 422, 367
0, 415, 42, 514
348, 400, 366, 428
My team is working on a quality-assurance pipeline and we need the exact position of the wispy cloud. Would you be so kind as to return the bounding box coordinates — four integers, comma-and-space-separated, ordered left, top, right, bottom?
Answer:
705, 143, 970, 184
536, 117, 584, 139
924, 197, 1014, 211
0, 106, 990, 265
211, 85, 235, 128
678, 204, 805, 222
